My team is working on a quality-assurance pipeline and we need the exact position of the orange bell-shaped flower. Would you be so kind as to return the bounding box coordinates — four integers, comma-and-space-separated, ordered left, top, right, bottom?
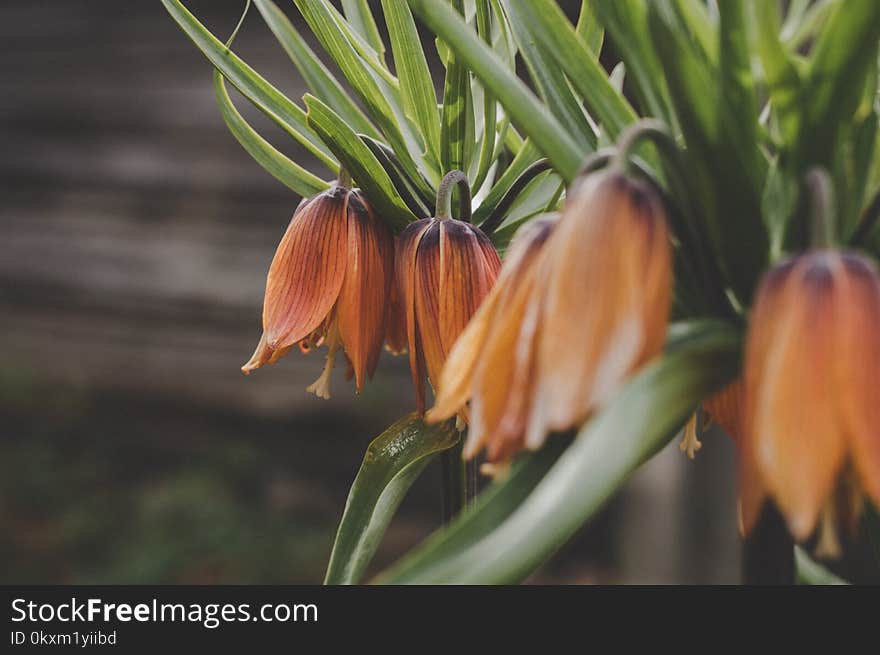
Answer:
740, 250, 880, 545
242, 184, 393, 397
429, 168, 673, 462
396, 171, 501, 413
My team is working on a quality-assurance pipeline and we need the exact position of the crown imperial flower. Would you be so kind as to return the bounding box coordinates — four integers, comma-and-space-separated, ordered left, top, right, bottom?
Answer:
740, 250, 880, 548
241, 184, 394, 398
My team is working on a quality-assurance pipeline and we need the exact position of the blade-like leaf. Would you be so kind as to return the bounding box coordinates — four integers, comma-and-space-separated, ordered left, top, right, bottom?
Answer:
341, 0, 386, 57
794, 547, 850, 585
382, 0, 441, 164
380, 320, 741, 583
502, 0, 597, 152
161, 0, 337, 169
213, 70, 329, 197
407, 0, 583, 182
305, 95, 416, 230
376, 436, 571, 583
252, 0, 380, 139
511, 0, 639, 141
576, 0, 604, 58
440, 0, 474, 175
294, 0, 434, 185
325, 414, 459, 584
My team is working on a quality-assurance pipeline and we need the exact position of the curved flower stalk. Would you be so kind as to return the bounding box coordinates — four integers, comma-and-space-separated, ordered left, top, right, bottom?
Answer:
242, 183, 394, 398
430, 166, 673, 462
397, 171, 502, 413
740, 250, 880, 555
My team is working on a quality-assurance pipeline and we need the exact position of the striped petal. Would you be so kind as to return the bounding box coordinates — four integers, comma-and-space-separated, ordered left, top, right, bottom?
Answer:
242, 187, 348, 372
396, 218, 433, 412
336, 190, 394, 391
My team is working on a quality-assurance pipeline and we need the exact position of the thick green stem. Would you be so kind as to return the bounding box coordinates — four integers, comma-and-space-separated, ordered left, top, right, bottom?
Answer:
806, 168, 835, 248
436, 170, 471, 221
337, 166, 353, 189
611, 118, 676, 173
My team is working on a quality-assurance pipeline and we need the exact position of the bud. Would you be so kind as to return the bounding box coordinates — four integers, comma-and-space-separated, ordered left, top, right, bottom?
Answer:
740, 250, 880, 546
242, 185, 394, 397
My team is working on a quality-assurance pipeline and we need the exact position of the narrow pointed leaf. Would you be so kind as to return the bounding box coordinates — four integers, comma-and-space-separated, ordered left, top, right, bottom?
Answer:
576, 0, 604, 57
213, 71, 329, 197
408, 0, 582, 181
325, 414, 459, 584
161, 0, 337, 169
382, 0, 441, 162
794, 547, 850, 585
510, 0, 639, 141
502, 0, 596, 152
253, 0, 380, 139
341, 0, 386, 57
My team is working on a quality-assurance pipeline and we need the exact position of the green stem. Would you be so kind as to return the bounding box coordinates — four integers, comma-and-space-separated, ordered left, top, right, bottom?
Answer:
611, 118, 675, 173
436, 170, 471, 221
806, 168, 835, 248
336, 165, 352, 189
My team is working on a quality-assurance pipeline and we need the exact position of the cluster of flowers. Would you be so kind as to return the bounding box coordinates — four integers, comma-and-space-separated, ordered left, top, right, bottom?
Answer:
242, 164, 880, 554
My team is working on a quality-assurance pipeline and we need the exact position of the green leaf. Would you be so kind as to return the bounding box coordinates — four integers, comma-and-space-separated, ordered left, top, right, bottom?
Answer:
440, 0, 474, 175
340, 0, 386, 57
293, 0, 433, 186
252, 0, 379, 139
510, 0, 639, 142
379, 320, 742, 583
746, 0, 802, 146
305, 95, 417, 230
381, 0, 442, 164
324, 414, 459, 584
794, 547, 850, 585
796, 0, 880, 171
213, 70, 329, 197
470, 0, 500, 192
376, 436, 570, 584
161, 0, 337, 169
472, 140, 542, 223
649, 0, 768, 304
407, 0, 583, 182
593, 0, 676, 126
502, 0, 597, 152
576, 0, 605, 58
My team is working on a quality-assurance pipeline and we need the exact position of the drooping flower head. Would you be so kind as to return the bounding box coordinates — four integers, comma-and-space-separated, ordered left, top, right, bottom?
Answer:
740, 250, 880, 550
396, 171, 501, 413
242, 184, 393, 398
430, 168, 673, 462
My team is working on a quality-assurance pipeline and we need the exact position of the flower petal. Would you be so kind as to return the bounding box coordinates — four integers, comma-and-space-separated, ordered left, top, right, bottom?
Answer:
837, 254, 880, 507
336, 191, 394, 391
527, 172, 669, 446
746, 255, 846, 539
396, 218, 433, 412
262, 187, 348, 352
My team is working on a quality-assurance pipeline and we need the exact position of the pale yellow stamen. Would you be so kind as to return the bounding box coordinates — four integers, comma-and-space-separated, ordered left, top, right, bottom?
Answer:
306, 324, 340, 400
679, 412, 702, 459
814, 501, 842, 560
